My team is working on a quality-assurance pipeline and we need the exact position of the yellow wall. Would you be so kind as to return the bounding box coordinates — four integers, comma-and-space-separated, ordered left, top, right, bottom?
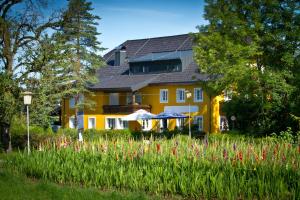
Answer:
62, 84, 223, 133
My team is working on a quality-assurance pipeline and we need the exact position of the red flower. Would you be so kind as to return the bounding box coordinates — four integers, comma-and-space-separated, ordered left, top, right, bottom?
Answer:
238, 151, 243, 161
223, 149, 228, 160
172, 147, 177, 156
156, 143, 161, 153
262, 149, 267, 160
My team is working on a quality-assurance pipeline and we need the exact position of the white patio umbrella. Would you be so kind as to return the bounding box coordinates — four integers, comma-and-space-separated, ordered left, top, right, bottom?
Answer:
122, 109, 156, 121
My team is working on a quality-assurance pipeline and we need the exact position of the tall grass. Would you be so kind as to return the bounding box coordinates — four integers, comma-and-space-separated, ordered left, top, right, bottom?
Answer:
4, 134, 300, 199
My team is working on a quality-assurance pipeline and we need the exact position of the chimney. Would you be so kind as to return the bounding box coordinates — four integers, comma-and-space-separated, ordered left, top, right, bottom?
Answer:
114, 46, 126, 66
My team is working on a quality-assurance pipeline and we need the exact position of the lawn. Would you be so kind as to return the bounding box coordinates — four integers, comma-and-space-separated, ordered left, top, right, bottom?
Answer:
0, 164, 156, 200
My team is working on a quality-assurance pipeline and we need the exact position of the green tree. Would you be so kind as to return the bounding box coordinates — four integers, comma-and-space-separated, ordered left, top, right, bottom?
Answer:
0, 0, 61, 151
194, 0, 300, 134
58, 0, 104, 130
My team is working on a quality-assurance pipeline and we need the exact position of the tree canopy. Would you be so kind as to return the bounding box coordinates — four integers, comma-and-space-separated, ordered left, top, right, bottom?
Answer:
194, 0, 300, 134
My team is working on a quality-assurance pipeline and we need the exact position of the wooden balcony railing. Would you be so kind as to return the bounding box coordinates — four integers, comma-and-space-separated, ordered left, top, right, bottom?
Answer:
103, 104, 151, 114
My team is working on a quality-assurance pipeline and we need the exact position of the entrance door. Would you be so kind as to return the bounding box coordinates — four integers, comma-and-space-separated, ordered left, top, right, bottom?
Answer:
109, 93, 119, 105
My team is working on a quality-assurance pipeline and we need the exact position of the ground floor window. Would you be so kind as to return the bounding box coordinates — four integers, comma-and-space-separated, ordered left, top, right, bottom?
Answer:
69, 117, 75, 128
88, 117, 96, 129
106, 117, 129, 130
142, 119, 152, 131
194, 116, 203, 131
220, 116, 229, 131
176, 118, 185, 129
159, 119, 168, 131
106, 118, 116, 129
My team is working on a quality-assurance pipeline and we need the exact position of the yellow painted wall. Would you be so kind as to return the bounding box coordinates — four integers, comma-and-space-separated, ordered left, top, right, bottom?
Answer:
61, 84, 223, 133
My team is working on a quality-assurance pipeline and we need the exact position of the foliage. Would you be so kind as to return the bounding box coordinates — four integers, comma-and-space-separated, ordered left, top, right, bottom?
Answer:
0, 73, 20, 125
57, 0, 105, 128
4, 135, 300, 199
194, 0, 300, 134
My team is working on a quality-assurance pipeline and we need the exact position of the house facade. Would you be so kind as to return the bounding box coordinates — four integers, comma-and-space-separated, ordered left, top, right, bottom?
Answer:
61, 34, 227, 133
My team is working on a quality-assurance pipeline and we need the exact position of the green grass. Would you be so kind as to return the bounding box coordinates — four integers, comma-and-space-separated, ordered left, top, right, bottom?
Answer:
0, 166, 154, 200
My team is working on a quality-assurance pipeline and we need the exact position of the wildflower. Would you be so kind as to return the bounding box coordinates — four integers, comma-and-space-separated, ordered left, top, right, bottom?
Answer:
238, 151, 243, 161
156, 143, 161, 153
262, 149, 267, 160
223, 148, 228, 160
282, 153, 286, 162
233, 143, 237, 151
172, 147, 177, 156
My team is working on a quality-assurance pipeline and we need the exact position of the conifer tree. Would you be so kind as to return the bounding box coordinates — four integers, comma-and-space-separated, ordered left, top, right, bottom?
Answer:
59, 0, 104, 130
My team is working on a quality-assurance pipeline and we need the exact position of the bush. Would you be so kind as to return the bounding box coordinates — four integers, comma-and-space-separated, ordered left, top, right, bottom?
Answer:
9, 116, 54, 150
57, 128, 78, 139
84, 129, 132, 140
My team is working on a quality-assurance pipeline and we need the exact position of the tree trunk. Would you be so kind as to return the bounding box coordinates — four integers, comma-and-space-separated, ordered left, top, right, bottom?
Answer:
0, 123, 12, 152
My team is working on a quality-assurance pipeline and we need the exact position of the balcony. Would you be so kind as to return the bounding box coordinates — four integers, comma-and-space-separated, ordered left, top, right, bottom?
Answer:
103, 104, 152, 114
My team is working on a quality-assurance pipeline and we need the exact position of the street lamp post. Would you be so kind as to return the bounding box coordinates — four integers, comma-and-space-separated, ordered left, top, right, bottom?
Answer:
23, 91, 32, 155
185, 90, 192, 138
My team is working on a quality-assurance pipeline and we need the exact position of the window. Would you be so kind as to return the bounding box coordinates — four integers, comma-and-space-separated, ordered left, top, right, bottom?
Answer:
109, 93, 119, 105
69, 94, 84, 108
118, 118, 129, 129
176, 118, 185, 129
69, 117, 75, 128
194, 116, 203, 131
142, 119, 152, 131
88, 117, 96, 129
69, 98, 75, 108
224, 90, 232, 101
194, 88, 203, 102
159, 119, 168, 131
160, 89, 168, 103
220, 116, 229, 131
176, 88, 185, 103
106, 118, 116, 129
126, 93, 142, 104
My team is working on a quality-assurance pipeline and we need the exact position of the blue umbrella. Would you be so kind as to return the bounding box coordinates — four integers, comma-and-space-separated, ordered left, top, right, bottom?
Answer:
151, 111, 188, 119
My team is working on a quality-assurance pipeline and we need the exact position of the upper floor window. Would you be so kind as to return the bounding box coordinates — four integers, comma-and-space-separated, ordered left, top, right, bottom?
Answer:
126, 93, 142, 105
69, 94, 84, 109
160, 89, 168, 103
194, 88, 203, 102
176, 88, 185, 103
129, 59, 182, 75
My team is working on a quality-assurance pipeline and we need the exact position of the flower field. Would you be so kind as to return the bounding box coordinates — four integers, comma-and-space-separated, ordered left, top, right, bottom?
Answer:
4, 134, 300, 199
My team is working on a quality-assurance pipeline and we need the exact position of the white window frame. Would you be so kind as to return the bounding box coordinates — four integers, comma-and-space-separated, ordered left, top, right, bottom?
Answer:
194, 116, 203, 131
118, 118, 129, 129
88, 117, 96, 129
176, 88, 185, 103
194, 88, 203, 102
224, 89, 232, 101
142, 119, 152, 131
176, 118, 185, 129
69, 116, 75, 128
105, 117, 116, 129
220, 116, 229, 131
159, 119, 169, 130
160, 89, 168, 103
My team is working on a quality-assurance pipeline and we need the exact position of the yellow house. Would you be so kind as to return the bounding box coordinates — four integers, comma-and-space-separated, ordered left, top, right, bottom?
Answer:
61, 34, 228, 133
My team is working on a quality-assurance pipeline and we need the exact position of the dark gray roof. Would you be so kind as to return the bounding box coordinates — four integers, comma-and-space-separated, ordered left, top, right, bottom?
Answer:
89, 62, 211, 92
89, 33, 211, 92
104, 34, 194, 65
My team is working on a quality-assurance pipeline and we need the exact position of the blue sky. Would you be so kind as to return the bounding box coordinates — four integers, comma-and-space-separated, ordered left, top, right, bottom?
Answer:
50, 0, 207, 54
